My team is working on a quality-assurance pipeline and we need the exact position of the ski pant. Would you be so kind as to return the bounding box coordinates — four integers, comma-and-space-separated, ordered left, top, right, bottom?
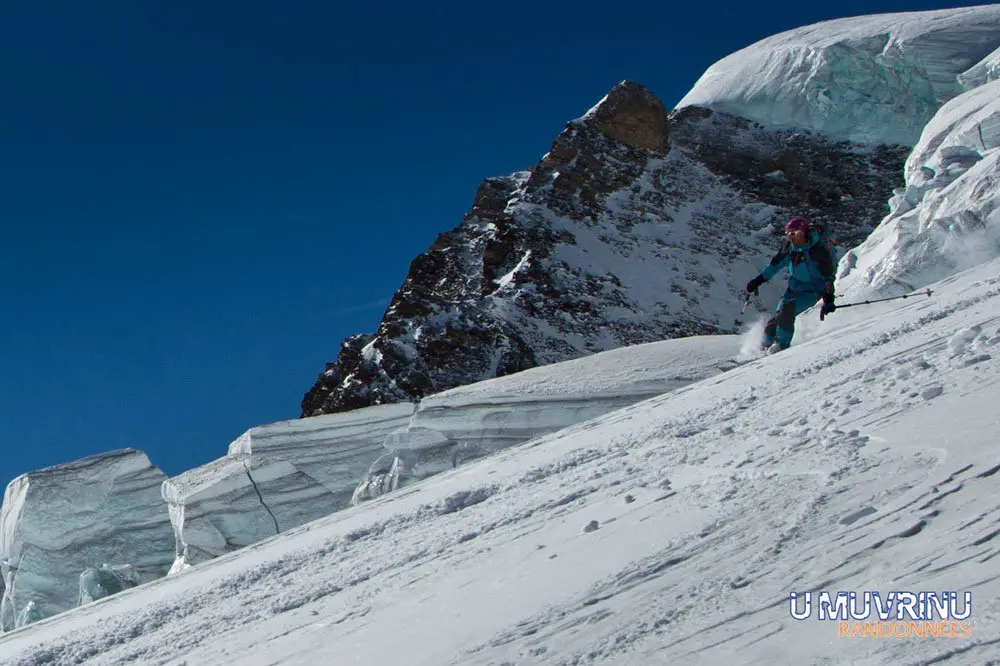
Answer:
763, 289, 820, 349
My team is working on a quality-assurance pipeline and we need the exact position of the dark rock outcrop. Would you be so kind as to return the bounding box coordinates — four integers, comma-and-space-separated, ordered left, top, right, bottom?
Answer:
668, 106, 908, 248
301, 81, 907, 416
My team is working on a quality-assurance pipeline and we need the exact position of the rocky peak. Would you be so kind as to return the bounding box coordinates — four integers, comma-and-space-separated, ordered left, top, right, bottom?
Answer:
577, 80, 668, 153
300, 82, 906, 417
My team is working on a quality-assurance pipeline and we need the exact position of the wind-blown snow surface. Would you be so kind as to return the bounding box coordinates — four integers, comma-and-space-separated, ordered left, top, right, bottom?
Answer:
4, 260, 1000, 664
677, 6, 1000, 146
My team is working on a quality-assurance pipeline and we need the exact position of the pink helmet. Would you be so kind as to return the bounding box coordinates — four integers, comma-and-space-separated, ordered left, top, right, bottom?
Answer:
785, 216, 809, 233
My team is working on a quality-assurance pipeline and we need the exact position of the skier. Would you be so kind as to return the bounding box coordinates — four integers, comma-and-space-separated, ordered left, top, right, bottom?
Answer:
745, 216, 837, 352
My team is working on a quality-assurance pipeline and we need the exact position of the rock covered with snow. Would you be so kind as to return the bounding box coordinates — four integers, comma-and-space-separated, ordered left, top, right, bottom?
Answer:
837, 75, 1000, 298
162, 454, 343, 571
0, 449, 174, 630
677, 6, 1000, 146
352, 335, 744, 502
302, 81, 905, 416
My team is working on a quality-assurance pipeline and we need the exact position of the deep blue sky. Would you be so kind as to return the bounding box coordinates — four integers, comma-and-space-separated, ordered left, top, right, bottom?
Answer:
0, 0, 983, 489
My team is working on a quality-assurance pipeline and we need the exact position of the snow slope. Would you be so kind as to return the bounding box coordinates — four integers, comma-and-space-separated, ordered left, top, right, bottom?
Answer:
2, 258, 1000, 664
677, 5, 1000, 145
352, 335, 743, 501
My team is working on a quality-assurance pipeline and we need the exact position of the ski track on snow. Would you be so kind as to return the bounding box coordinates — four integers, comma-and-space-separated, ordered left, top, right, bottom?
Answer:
3, 273, 1000, 665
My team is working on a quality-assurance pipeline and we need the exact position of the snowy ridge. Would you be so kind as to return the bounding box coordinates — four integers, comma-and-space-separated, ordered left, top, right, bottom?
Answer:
677, 5, 1000, 145
2, 258, 1000, 663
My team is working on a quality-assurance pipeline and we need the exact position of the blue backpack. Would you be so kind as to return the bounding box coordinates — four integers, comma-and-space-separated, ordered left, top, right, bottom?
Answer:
812, 221, 840, 264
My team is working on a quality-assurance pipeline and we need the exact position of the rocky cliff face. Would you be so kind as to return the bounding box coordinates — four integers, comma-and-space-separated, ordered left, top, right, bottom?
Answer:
301, 81, 907, 416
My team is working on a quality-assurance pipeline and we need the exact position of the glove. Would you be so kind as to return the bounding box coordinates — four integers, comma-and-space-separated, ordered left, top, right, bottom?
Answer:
820, 292, 836, 320
746, 276, 765, 294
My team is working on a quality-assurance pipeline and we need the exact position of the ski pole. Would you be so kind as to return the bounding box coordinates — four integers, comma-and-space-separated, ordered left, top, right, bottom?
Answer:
834, 288, 933, 310
734, 291, 758, 328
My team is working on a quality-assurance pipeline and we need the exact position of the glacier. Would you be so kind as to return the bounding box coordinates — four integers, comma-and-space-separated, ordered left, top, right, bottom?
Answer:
837, 75, 1000, 298
352, 426, 455, 503
0, 449, 174, 630
162, 454, 345, 571
675, 4, 1000, 302
353, 335, 744, 502
78, 564, 138, 605
226, 402, 414, 504
958, 43, 1000, 89
677, 5, 1000, 146
162, 403, 414, 569
0, 336, 747, 626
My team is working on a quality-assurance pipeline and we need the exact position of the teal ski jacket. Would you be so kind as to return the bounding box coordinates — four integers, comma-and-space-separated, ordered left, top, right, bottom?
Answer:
760, 231, 836, 297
